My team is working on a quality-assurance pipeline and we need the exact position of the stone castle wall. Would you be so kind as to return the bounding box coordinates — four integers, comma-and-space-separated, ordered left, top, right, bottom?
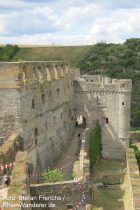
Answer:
3, 151, 31, 210
30, 128, 92, 210
0, 61, 76, 173
130, 131, 140, 143
127, 148, 140, 210
74, 74, 132, 159
0, 133, 30, 210
0, 132, 21, 165
0, 62, 132, 171
0, 62, 23, 139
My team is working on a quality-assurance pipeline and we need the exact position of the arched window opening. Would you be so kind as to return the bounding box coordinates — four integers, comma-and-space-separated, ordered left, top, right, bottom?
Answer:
32, 99, 35, 109
46, 65, 51, 81
35, 138, 38, 146
57, 88, 60, 95
49, 91, 51, 97
54, 116, 56, 125
67, 82, 70, 90
106, 118, 109, 124
33, 67, 37, 80
45, 121, 47, 130
38, 70, 43, 81
22, 66, 27, 80
42, 94, 45, 104
35, 127, 39, 136
65, 64, 69, 74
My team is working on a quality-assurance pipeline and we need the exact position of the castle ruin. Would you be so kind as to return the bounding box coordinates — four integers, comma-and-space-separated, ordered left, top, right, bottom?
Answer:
0, 61, 132, 209
0, 61, 132, 171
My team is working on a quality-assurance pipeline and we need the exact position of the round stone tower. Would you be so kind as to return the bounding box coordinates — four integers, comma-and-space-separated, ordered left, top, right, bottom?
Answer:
118, 79, 132, 147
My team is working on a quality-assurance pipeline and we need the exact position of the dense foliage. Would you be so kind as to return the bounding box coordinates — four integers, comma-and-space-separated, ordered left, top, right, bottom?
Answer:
0, 44, 19, 61
89, 122, 102, 170
41, 168, 64, 183
78, 38, 140, 129
130, 144, 140, 169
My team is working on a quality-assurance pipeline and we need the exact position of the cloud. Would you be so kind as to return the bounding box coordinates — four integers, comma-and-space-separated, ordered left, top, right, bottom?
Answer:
89, 8, 140, 43
83, 0, 140, 9
22, 0, 58, 2
0, 0, 29, 12
0, 0, 140, 45
0, 33, 91, 45
55, 3, 102, 31
0, 6, 63, 35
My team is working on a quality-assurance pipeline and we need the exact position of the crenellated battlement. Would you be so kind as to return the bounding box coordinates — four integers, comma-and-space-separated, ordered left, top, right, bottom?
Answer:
77, 75, 132, 94
74, 73, 132, 159
0, 61, 71, 88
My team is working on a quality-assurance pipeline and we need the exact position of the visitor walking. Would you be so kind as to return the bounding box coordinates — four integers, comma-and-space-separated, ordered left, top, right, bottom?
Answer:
3, 174, 10, 188
78, 133, 81, 139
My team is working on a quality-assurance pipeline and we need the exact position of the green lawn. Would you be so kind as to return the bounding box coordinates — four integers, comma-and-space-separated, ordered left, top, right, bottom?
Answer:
92, 159, 131, 210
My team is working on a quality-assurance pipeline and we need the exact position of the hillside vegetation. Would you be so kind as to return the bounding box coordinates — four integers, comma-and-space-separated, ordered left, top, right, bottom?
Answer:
78, 38, 140, 130
11, 45, 91, 66
0, 44, 19, 61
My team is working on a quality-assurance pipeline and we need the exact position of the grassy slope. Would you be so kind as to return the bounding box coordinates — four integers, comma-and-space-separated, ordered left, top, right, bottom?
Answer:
12, 45, 92, 67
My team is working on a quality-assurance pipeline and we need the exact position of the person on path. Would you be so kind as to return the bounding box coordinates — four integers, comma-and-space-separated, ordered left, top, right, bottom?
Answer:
3, 174, 10, 188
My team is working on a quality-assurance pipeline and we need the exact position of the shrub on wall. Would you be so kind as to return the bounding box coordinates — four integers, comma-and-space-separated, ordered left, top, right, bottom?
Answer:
89, 122, 102, 170
135, 150, 140, 168
41, 168, 65, 183
130, 144, 140, 169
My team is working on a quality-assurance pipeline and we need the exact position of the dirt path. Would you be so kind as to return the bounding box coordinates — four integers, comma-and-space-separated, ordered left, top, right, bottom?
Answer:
55, 128, 83, 180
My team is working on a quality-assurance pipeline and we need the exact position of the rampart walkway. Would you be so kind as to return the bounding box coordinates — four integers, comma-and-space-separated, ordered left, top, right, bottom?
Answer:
54, 128, 83, 180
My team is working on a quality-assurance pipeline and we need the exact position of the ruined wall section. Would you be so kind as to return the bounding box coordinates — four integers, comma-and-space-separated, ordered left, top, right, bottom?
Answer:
73, 80, 99, 128
75, 75, 132, 159
0, 61, 75, 172
127, 148, 140, 210
16, 61, 75, 172
0, 63, 23, 140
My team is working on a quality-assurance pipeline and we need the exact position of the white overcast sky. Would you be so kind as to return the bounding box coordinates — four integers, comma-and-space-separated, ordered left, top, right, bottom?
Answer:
0, 0, 140, 45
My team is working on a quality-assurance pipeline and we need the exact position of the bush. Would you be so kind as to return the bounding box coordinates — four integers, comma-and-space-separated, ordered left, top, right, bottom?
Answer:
0, 44, 19, 61
41, 168, 65, 183
135, 150, 140, 168
130, 144, 140, 169
130, 144, 138, 152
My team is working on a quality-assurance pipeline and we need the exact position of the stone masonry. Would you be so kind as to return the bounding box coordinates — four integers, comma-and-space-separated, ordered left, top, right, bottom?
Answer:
74, 74, 132, 159
0, 61, 132, 173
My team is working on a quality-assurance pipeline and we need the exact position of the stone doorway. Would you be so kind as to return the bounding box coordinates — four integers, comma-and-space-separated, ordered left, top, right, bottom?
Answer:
75, 114, 86, 128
